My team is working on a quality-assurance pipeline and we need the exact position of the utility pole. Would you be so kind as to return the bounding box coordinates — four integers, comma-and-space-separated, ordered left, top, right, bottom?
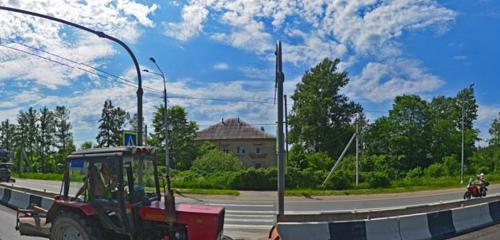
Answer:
0, 6, 144, 145
461, 104, 465, 184
284, 95, 289, 170
276, 41, 285, 217
356, 114, 359, 186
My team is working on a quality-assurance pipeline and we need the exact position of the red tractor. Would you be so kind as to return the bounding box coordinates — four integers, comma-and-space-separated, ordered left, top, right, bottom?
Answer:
16, 146, 225, 240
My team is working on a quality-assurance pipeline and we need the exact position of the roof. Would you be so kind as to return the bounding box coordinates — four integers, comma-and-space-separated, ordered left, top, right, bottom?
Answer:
196, 118, 275, 141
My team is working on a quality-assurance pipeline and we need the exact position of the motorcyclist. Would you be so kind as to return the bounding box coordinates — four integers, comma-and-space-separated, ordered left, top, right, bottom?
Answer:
473, 173, 489, 196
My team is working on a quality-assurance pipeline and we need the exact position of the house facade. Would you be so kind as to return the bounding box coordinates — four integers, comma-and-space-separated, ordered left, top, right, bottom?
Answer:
195, 118, 276, 168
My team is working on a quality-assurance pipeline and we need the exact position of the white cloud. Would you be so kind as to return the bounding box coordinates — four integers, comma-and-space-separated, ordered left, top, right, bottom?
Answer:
213, 62, 229, 70
164, 3, 209, 41
163, 0, 456, 103
348, 58, 445, 103
0, 0, 157, 89
478, 105, 500, 122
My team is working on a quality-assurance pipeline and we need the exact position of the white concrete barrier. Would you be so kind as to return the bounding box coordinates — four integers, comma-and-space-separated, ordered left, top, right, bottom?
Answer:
398, 213, 432, 240
8, 190, 30, 209
365, 217, 400, 240
452, 203, 493, 233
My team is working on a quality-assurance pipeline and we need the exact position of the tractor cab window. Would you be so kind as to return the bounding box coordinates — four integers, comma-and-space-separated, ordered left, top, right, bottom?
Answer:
69, 159, 89, 201
123, 156, 157, 202
70, 158, 119, 202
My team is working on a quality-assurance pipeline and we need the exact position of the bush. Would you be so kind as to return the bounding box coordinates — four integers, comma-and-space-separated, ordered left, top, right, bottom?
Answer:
425, 163, 446, 178
443, 155, 459, 176
231, 168, 277, 190
323, 169, 351, 190
286, 167, 325, 188
191, 150, 243, 174
406, 167, 423, 179
366, 172, 390, 188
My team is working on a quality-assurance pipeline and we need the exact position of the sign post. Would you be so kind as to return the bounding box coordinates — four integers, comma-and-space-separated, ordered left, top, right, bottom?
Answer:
123, 130, 138, 146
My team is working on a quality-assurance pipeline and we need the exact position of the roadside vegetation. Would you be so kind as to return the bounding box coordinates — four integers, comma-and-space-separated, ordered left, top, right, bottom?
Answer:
2, 58, 500, 196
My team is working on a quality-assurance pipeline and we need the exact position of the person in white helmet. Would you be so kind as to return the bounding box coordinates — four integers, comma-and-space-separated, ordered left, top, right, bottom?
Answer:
473, 173, 489, 197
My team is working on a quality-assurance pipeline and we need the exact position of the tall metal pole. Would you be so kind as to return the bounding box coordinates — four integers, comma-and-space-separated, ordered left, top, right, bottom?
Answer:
284, 95, 289, 170
461, 104, 465, 184
356, 114, 359, 186
147, 58, 176, 224
0, 6, 144, 145
276, 41, 285, 217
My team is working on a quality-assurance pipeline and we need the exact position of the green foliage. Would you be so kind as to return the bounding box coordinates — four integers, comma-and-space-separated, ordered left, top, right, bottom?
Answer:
366, 172, 391, 188
405, 167, 424, 179
288, 58, 362, 157
192, 150, 243, 174
96, 100, 129, 147
232, 168, 277, 190
150, 105, 198, 170
425, 163, 446, 178
442, 155, 460, 176
305, 151, 333, 171
324, 169, 352, 190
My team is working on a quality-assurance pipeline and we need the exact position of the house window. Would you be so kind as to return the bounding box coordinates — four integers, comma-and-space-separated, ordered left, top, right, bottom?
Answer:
255, 144, 262, 154
255, 163, 262, 168
222, 144, 229, 153
236, 144, 246, 155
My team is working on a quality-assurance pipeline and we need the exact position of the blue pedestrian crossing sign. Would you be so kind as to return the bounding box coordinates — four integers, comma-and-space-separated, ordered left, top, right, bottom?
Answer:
123, 130, 137, 146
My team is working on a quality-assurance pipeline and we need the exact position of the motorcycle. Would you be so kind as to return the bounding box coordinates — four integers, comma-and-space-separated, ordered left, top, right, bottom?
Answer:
463, 177, 489, 200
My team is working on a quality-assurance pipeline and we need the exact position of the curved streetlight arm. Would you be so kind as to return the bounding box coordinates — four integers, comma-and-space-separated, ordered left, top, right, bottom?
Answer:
0, 5, 144, 145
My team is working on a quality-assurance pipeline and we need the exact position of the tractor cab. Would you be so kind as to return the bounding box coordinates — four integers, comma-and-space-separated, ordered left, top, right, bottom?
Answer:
16, 146, 225, 240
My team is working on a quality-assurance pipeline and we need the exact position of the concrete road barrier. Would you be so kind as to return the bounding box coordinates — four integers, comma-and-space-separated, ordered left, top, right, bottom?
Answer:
0, 186, 53, 210
365, 217, 400, 240
398, 213, 432, 240
452, 203, 492, 233
272, 199, 500, 240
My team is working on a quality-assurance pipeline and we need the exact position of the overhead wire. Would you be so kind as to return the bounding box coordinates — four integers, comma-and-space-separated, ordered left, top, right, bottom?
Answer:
0, 41, 276, 105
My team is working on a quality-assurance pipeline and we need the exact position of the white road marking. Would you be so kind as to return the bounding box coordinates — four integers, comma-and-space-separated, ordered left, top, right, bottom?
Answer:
208, 203, 274, 207
226, 210, 276, 214
225, 214, 275, 218
225, 218, 275, 223
224, 224, 273, 230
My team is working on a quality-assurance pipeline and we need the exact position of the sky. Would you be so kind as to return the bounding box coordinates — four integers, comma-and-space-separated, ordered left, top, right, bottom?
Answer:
0, 0, 499, 147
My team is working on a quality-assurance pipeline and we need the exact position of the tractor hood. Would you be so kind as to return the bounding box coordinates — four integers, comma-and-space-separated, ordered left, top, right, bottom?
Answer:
140, 201, 225, 240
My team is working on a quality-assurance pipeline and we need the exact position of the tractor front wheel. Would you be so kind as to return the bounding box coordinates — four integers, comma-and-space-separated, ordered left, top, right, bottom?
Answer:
50, 212, 102, 240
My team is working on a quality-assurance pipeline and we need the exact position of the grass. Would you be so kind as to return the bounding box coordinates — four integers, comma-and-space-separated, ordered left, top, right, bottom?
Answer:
13, 172, 64, 181
12, 171, 500, 197
173, 188, 240, 196
286, 175, 500, 197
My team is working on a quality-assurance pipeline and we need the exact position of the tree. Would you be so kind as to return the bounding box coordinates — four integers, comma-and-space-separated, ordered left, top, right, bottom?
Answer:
0, 119, 16, 150
490, 113, 500, 147
365, 95, 431, 172
288, 58, 362, 157
38, 106, 55, 172
96, 100, 129, 147
54, 106, 73, 152
80, 141, 94, 150
150, 105, 198, 170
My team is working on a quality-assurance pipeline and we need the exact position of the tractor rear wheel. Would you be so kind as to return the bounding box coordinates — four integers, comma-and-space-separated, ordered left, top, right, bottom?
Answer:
50, 212, 102, 240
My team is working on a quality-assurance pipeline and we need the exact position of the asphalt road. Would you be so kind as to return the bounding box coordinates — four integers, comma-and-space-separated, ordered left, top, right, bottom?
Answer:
0, 204, 43, 240
2, 179, 500, 239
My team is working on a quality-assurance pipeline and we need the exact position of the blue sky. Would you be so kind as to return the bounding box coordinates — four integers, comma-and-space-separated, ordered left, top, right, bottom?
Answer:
0, 0, 499, 147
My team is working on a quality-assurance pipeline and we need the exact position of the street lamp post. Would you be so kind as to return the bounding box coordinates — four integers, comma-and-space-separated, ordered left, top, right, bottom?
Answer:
0, 5, 144, 145
143, 58, 176, 223
461, 104, 465, 184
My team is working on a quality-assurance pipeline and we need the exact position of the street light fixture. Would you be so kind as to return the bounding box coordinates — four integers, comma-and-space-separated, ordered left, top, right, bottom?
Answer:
143, 58, 175, 223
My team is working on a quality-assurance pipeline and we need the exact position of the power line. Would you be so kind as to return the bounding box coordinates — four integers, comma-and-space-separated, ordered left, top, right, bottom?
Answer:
1, 41, 276, 105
